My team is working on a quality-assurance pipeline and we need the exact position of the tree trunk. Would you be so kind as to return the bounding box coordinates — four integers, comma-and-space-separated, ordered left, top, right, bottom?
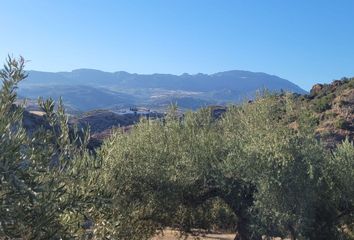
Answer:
289, 225, 297, 240
233, 212, 264, 240
234, 215, 251, 240
218, 181, 259, 240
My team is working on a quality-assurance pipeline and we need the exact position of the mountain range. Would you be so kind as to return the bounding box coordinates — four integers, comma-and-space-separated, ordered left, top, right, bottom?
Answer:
19, 69, 306, 111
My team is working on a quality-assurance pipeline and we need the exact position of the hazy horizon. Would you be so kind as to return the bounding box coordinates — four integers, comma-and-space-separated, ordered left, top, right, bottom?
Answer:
20, 66, 349, 92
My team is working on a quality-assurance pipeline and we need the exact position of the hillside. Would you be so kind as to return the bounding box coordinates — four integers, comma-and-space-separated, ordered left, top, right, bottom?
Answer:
19, 69, 306, 111
18, 85, 136, 111
306, 77, 354, 147
20, 78, 352, 149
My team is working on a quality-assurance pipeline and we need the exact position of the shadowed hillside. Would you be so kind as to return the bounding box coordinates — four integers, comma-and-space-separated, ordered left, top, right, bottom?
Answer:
19, 69, 306, 111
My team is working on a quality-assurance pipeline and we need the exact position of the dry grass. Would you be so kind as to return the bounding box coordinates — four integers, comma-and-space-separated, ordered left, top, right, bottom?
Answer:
151, 229, 235, 240
151, 229, 291, 240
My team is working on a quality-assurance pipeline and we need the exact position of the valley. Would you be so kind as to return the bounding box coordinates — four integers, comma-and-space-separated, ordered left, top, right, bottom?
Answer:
18, 69, 306, 111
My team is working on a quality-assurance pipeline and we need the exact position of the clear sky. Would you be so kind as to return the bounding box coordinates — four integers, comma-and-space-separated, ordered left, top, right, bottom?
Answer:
1, 0, 354, 90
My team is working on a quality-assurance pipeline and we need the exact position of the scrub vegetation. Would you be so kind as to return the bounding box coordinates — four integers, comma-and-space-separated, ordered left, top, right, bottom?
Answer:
1, 57, 353, 240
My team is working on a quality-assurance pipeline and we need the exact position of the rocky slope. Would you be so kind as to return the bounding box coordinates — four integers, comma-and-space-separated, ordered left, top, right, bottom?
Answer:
307, 77, 354, 147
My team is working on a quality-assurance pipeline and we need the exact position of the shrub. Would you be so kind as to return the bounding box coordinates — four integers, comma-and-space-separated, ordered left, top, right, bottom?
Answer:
335, 118, 351, 130
312, 93, 335, 113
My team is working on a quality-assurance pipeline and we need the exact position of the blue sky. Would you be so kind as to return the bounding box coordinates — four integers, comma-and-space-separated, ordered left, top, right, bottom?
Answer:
1, 0, 354, 90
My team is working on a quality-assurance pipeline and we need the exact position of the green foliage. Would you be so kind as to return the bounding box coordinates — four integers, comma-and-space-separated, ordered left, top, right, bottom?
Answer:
1, 56, 353, 239
312, 93, 335, 113
0, 56, 93, 239
222, 95, 327, 239
95, 93, 353, 239
347, 78, 354, 88
324, 111, 338, 120
334, 118, 351, 130
310, 139, 354, 240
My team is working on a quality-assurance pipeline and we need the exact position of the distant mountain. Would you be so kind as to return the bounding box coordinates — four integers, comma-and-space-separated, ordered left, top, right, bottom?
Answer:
18, 85, 136, 111
19, 69, 306, 111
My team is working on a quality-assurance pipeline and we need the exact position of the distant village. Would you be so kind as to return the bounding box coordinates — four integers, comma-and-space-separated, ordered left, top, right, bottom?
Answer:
114, 107, 153, 116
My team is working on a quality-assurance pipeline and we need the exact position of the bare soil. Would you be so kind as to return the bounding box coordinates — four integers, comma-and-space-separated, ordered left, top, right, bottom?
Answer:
151, 229, 235, 240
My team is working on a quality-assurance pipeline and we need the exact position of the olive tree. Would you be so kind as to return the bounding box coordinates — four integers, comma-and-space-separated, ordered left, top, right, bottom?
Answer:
222, 95, 330, 239
96, 93, 353, 240
0, 56, 93, 239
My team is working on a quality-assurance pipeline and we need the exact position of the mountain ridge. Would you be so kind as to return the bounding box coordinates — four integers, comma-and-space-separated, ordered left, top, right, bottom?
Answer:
19, 69, 307, 111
